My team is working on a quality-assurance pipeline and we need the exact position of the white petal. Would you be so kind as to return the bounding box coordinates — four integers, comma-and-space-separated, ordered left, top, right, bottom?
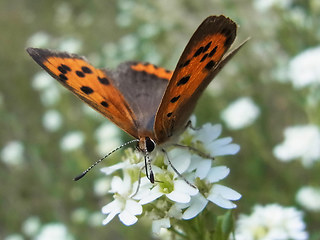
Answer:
182, 194, 208, 219
167, 149, 191, 174
174, 180, 198, 195
101, 199, 122, 214
152, 218, 171, 234
206, 166, 230, 183
139, 185, 163, 205
209, 143, 240, 156
124, 199, 143, 215
118, 210, 138, 226
102, 211, 118, 225
189, 156, 211, 179
166, 191, 190, 203
211, 184, 242, 200
195, 124, 222, 143
207, 194, 236, 209
110, 176, 123, 192
100, 162, 126, 175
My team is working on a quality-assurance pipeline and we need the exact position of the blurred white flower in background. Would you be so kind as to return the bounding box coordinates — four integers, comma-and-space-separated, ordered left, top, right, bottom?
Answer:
34, 223, 74, 240
273, 125, 320, 167
71, 208, 88, 224
22, 216, 41, 237
32, 71, 61, 107
94, 123, 121, 155
4, 234, 24, 240
32, 71, 55, 90
288, 46, 320, 89
234, 204, 308, 240
1, 140, 25, 166
93, 178, 111, 197
60, 131, 85, 152
54, 2, 72, 26
100, 120, 241, 233
221, 97, 260, 130
27, 31, 50, 48
253, 0, 291, 12
58, 37, 82, 53
42, 110, 63, 132
87, 211, 105, 227
296, 186, 320, 212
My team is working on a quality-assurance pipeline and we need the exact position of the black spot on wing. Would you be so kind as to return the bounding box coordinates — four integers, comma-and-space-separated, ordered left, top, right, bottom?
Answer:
80, 86, 93, 94
98, 76, 110, 85
76, 71, 85, 78
170, 95, 180, 103
204, 60, 215, 71
177, 76, 190, 86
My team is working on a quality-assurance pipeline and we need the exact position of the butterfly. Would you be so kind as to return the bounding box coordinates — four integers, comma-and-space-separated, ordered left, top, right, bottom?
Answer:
27, 15, 246, 183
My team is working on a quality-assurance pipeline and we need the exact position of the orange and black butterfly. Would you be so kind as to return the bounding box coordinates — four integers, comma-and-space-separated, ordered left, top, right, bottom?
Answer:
27, 15, 246, 182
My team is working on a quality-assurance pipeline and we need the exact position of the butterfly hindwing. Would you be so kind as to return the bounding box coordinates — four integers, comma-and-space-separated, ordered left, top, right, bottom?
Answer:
27, 48, 139, 138
154, 15, 238, 143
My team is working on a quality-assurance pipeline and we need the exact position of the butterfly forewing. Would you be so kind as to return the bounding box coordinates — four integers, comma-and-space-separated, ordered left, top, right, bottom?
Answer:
154, 15, 237, 143
27, 48, 139, 138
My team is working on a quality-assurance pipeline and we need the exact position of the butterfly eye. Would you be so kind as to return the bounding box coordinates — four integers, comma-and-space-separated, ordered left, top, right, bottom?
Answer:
145, 137, 156, 153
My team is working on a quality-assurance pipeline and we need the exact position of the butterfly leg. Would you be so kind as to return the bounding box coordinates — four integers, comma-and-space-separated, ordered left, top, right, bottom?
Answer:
162, 149, 197, 189
185, 120, 200, 131
144, 153, 155, 183
173, 144, 215, 160
130, 166, 144, 198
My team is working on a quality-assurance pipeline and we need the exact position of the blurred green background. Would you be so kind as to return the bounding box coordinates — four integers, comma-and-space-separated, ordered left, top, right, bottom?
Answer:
1, 0, 319, 239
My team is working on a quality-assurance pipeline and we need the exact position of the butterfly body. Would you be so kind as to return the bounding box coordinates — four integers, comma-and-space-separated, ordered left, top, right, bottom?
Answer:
27, 15, 247, 178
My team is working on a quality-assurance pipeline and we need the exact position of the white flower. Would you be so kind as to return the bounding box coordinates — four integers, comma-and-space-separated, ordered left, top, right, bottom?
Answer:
288, 46, 320, 89
42, 110, 62, 132
35, 223, 74, 240
234, 204, 308, 240
1, 140, 24, 166
221, 97, 260, 130
138, 149, 198, 205
180, 165, 241, 220
60, 131, 85, 151
296, 186, 320, 212
190, 123, 240, 156
102, 172, 143, 226
273, 125, 320, 167
99, 120, 241, 229
22, 216, 41, 237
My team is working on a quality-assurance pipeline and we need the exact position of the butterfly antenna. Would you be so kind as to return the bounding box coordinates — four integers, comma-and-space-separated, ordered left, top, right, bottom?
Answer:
162, 149, 197, 189
73, 139, 139, 181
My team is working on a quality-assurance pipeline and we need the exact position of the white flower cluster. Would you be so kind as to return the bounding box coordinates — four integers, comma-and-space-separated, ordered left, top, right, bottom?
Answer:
99, 121, 241, 233
221, 97, 260, 130
296, 186, 320, 212
234, 204, 308, 240
273, 125, 320, 167
288, 46, 320, 89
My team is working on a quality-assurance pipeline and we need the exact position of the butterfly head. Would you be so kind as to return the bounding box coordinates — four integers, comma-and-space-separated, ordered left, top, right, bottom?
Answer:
138, 136, 156, 154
